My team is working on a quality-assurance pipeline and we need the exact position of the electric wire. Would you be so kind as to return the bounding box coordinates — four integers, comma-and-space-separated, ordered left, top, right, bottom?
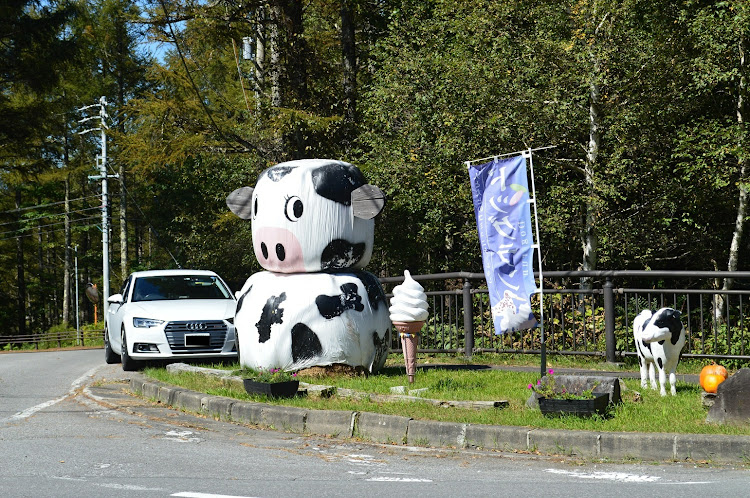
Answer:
0, 220, 101, 242
0, 195, 100, 215
0, 215, 102, 238
0, 205, 101, 228
157, 0, 258, 154
106, 162, 181, 269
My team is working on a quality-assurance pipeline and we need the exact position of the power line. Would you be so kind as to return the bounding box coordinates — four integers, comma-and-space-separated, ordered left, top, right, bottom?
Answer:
107, 160, 181, 269
0, 215, 102, 238
157, 0, 259, 154
0, 205, 101, 228
0, 195, 100, 216
0, 220, 101, 242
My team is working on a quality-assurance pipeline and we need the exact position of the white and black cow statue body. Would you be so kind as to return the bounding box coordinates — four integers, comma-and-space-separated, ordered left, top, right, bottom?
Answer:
633, 307, 686, 396
227, 159, 390, 373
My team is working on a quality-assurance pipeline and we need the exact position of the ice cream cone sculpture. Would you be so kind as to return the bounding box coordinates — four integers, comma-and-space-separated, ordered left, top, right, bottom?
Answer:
389, 271, 429, 383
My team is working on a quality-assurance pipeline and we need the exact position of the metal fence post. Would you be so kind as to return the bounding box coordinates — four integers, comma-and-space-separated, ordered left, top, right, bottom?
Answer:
463, 279, 474, 358
603, 277, 616, 363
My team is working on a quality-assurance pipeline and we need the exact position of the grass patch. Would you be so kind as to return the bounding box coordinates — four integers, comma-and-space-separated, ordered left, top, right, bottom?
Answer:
144, 354, 748, 436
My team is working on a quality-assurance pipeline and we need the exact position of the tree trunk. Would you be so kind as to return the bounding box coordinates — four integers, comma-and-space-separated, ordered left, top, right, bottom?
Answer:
716, 34, 748, 321
15, 189, 26, 336
63, 176, 71, 326
269, 3, 282, 108
581, 72, 601, 290
120, 162, 127, 281
117, 22, 128, 283
285, 0, 306, 104
254, 6, 266, 108
341, 0, 357, 128
36, 196, 45, 331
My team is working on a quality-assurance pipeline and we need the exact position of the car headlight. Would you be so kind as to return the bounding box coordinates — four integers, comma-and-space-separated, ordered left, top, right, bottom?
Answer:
133, 317, 165, 328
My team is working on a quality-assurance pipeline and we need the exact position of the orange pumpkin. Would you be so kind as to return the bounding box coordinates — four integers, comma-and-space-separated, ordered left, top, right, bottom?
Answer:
700, 363, 728, 390
702, 373, 726, 394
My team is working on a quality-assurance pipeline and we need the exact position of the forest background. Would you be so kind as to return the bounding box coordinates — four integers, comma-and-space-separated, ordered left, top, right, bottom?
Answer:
1, 0, 748, 337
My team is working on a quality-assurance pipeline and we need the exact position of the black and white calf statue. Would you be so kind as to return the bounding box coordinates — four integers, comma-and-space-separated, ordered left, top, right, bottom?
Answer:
633, 307, 686, 396
227, 159, 390, 372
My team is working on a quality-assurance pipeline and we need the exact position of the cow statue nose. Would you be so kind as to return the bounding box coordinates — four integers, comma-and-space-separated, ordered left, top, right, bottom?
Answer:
254, 227, 304, 272
259, 242, 286, 261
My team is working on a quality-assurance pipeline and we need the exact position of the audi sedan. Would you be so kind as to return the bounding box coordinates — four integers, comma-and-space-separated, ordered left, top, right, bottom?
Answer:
104, 269, 237, 371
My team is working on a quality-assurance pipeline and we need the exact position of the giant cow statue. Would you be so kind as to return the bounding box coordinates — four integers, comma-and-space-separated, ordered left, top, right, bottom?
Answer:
227, 159, 390, 372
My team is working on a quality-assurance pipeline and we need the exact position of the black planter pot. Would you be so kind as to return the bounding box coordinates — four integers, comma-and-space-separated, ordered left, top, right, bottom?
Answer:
243, 379, 300, 398
538, 393, 609, 417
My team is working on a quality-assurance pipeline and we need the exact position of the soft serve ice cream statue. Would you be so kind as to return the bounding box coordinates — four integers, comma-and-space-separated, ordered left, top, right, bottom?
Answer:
389, 270, 429, 383
389, 270, 429, 332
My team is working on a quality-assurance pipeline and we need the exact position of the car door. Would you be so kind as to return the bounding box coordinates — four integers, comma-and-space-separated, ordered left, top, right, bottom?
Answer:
107, 276, 132, 351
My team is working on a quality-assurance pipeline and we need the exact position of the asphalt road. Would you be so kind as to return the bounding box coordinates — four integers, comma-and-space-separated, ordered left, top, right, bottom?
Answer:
1, 349, 749, 497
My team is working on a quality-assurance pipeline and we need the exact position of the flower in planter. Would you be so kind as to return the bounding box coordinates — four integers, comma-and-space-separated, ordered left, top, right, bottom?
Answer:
527, 369, 597, 400
243, 367, 298, 383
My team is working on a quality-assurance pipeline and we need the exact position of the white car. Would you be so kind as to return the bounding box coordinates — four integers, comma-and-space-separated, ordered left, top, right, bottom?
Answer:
104, 269, 237, 371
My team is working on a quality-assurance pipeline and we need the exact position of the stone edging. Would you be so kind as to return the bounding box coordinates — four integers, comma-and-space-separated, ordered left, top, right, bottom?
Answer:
128, 374, 750, 463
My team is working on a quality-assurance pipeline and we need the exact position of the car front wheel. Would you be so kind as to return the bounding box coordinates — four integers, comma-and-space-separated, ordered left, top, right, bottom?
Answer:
104, 326, 121, 364
121, 328, 141, 372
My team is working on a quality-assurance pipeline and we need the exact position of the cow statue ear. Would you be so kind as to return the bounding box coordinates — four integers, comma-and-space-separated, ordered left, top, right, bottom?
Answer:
226, 186, 255, 220
351, 184, 386, 220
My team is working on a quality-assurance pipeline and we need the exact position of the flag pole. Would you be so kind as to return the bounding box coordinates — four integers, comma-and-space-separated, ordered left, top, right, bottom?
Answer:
465, 145, 557, 166
524, 148, 547, 377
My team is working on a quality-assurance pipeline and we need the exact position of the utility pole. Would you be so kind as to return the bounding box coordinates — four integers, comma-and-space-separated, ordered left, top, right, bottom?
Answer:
79, 96, 118, 320
74, 245, 80, 344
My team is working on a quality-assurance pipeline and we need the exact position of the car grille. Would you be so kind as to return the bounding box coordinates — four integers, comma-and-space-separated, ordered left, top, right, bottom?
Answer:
164, 320, 228, 353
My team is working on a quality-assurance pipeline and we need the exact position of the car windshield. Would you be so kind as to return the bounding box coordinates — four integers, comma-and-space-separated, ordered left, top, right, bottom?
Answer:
131, 275, 232, 302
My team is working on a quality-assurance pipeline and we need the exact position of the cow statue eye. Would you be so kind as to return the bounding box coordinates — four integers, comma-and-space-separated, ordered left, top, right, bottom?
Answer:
284, 196, 304, 222
253, 195, 258, 219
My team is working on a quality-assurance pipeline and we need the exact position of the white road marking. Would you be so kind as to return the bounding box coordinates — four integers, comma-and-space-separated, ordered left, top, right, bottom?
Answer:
172, 492, 259, 498
52, 476, 87, 482
163, 430, 201, 443
9, 365, 100, 421
366, 477, 433, 482
97, 483, 163, 491
545, 468, 661, 483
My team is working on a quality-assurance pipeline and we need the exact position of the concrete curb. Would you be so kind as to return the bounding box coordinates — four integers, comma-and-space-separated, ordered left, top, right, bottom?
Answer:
128, 374, 750, 463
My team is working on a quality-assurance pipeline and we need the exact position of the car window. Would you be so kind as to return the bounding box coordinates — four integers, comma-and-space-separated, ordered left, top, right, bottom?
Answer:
131, 275, 232, 302
120, 276, 132, 303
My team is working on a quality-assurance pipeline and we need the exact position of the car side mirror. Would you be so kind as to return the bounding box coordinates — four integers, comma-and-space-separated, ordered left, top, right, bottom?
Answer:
107, 293, 123, 304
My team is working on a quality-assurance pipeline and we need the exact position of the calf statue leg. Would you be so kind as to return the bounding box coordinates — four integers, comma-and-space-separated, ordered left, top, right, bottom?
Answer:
639, 356, 650, 389
648, 363, 658, 391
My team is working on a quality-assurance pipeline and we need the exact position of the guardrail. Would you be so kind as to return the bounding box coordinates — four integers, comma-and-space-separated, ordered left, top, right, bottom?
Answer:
0, 329, 104, 350
381, 270, 750, 366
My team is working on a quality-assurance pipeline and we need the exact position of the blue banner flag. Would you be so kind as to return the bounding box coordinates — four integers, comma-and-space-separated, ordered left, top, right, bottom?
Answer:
468, 155, 538, 334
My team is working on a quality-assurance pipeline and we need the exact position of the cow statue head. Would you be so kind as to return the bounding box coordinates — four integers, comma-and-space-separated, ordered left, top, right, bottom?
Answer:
227, 159, 386, 273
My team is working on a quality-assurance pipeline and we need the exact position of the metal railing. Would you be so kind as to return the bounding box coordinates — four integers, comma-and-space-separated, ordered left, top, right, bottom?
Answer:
4, 270, 750, 366
381, 270, 750, 365
0, 329, 104, 350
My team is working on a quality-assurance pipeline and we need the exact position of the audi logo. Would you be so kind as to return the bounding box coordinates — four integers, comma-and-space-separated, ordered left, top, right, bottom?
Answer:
186, 322, 207, 330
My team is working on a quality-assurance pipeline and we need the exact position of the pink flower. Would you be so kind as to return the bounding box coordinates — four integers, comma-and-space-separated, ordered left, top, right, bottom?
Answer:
548, 368, 554, 375
527, 383, 533, 389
